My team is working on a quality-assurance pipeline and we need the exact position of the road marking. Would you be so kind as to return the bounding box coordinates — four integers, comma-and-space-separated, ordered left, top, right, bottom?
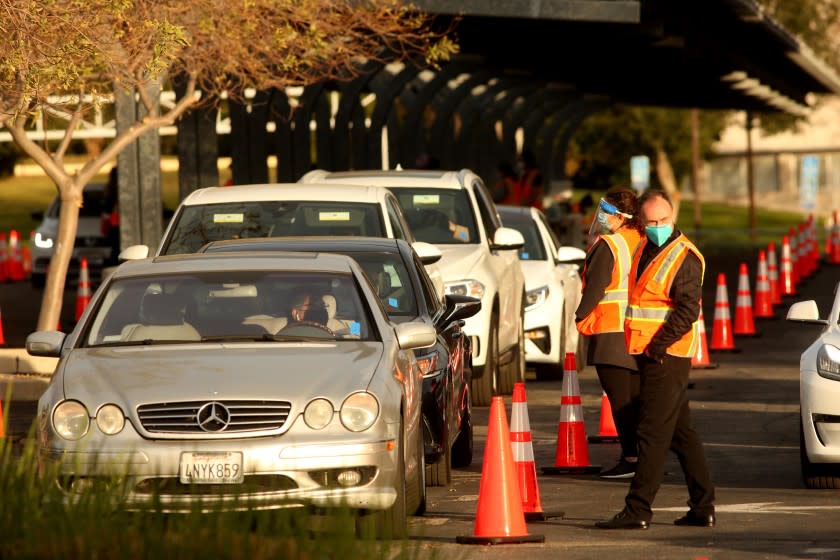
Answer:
706, 442, 798, 450
655, 502, 840, 514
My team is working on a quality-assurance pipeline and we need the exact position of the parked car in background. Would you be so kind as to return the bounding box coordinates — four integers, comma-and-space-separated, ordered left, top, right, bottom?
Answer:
298, 169, 526, 406
30, 182, 113, 288
119, 183, 444, 297
498, 205, 587, 380
27, 251, 434, 537
786, 281, 840, 489
201, 237, 481, 486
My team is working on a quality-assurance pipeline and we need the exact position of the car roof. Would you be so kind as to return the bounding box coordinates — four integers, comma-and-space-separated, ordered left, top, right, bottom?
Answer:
201, 236, 406, 255
302, 169, 471, 191
179, 183, 392, 205
111, 251, 358, 279
497, 205, 535, 221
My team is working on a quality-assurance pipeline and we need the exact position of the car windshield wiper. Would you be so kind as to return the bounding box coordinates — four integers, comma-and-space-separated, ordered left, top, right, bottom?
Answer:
200, 334, 331, 343
88, 339, 197, 347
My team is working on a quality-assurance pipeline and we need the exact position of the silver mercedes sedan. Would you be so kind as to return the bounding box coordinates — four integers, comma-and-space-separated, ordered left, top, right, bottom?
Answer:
27, 251, 435, 537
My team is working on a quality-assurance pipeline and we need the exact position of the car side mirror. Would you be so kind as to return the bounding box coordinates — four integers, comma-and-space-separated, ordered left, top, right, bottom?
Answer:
438, 294, 482, 327
26, 330, 66, 357
786, 300, 828, 325
556, 245, 587, 263
119, 244, 150, 261
412, 241, 442, 265
491, 227, 525, 251
395, 322, 437, 350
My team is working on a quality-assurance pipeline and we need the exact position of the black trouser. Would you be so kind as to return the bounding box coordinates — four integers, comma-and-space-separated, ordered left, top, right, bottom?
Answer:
624, 354, 715, 521
595, 364, 640, 460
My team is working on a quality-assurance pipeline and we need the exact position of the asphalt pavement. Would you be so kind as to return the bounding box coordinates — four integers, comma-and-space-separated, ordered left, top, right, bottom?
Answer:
3, 253, 840, 559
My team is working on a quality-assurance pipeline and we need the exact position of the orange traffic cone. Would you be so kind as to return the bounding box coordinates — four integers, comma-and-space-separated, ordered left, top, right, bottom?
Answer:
75, 257, 92, 321
588, 391, 620, 444
457, 395, 544, 545
21, 244, 31, 279
0, 400, 5, 438
767, 242, 781, 305
7, 230, 24, 282
780, 235, 796, 297
692, 306, 718, 369
510, 382, 561, 521
733, 263, 757, 336
710, 273, 738, 352
825, 212, 835, 264
754, 250, 774, 319
789, 227, 800, 286
542, 352, 600, 475
0, 305, 5, 346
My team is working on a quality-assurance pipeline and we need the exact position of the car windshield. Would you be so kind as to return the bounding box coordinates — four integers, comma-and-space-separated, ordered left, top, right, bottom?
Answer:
346, 251, 419, 322
504, 218, 546, 261
83, 271, 376, 346
161, 201, 385, 255
391, 188, 478, 244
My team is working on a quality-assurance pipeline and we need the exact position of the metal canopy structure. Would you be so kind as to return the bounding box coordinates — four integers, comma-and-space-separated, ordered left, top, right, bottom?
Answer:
131, 0, 838, 252
414, 0, 840, 115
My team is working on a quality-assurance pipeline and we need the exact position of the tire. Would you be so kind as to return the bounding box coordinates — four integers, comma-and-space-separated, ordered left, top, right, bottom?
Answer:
535, 302, 565, 381
426, 422, 451, 487
499, 303, 525, 395
408, 424, 427, 515
356, 418, 408, 539
451, 404, 473, 468
471, 312, 498, 406
800, 418, 840, 489
535, 362, 564, 381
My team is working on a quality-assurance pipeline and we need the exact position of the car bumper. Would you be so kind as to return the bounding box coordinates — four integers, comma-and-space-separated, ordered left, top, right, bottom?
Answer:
801, 368, 840, 463
41, 425, 400, 512
523, 295, 562, 364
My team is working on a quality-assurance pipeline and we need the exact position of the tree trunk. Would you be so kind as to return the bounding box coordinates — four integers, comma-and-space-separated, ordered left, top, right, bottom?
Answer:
37, 185, 82, 331
655, 147, 681, 221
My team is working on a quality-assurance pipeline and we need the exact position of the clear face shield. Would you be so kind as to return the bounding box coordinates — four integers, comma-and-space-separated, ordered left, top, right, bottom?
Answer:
587, 198, 633, 249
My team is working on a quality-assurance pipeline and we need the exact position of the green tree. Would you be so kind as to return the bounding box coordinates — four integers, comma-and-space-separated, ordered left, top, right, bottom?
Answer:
0, 0, 456, 331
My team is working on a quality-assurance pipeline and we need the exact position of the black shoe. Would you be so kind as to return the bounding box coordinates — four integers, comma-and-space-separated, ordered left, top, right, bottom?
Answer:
595, 510, 649, 530
674, 510, 716, 527
599, 458, 637, 479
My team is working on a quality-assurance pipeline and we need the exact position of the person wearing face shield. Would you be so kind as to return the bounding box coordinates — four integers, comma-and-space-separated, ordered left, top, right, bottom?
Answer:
576, 187, 643, 480
596, 188, 715, 530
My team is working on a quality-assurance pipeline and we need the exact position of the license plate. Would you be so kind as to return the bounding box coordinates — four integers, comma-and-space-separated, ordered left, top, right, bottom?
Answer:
179, 451, 244, 484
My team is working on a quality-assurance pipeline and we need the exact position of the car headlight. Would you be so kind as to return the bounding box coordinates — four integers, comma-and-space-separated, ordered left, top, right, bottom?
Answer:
53, 400, 90, 441
445, 279, 485, 299
304, 398, 334, 430
34, 232, 54, 249
340, 392, 379, 432
95, 404, 125, 435
817, 344, 840, 381
525, 285, 550, 310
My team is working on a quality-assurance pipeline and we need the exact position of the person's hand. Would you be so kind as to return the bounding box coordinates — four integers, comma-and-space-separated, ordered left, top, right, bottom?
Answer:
643, 347, 664, 364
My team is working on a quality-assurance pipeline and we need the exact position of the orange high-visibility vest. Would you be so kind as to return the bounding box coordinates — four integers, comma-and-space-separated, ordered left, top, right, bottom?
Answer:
624, 233, 705, 358
577, 227, 642, 336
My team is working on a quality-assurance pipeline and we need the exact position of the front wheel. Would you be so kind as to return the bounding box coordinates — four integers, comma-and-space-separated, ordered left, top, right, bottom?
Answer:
426, 421, 450, 486
471, 313, 498, 406
801, 418, 840, 489
451, 403, 473, 468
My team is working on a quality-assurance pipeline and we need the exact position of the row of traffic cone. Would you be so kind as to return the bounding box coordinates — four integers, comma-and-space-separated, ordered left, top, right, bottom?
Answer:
458, 352, 590, 545
0, 230, 31, 283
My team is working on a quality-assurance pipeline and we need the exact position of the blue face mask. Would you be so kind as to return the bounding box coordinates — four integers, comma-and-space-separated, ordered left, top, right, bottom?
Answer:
645, 224, 673, 246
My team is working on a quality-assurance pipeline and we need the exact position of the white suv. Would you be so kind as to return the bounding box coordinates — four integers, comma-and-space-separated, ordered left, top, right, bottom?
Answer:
300, 169, 526, 406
